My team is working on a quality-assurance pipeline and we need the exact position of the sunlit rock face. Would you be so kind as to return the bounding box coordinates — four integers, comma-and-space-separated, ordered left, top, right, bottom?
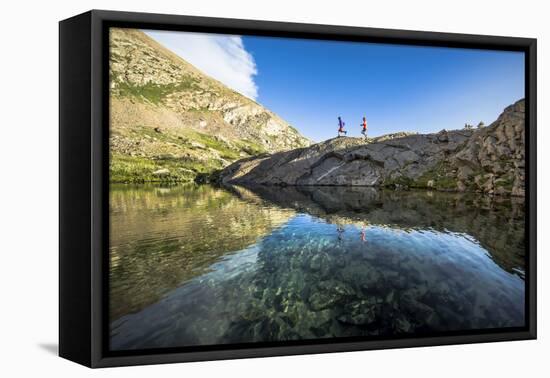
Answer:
221, 100, 525, 196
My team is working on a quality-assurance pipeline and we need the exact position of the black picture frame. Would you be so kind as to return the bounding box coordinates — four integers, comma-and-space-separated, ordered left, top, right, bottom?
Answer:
59, 9, 537, 368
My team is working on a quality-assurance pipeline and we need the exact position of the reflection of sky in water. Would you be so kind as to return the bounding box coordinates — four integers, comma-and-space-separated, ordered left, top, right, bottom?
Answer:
110, 189, 525, 351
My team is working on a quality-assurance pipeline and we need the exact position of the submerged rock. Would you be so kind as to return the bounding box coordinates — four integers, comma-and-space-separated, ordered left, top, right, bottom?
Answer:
337, 298, 380, 325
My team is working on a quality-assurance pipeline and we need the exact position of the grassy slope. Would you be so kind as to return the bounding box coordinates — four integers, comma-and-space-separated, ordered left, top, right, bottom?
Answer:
110, 121, 266, 183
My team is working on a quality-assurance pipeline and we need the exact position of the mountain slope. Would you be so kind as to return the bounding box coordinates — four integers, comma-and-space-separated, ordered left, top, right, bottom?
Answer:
221, 99, 525, 196
109, 28, 310, 183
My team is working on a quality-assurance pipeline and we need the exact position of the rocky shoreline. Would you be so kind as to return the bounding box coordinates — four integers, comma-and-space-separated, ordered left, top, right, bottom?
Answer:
220, 99, 525, 197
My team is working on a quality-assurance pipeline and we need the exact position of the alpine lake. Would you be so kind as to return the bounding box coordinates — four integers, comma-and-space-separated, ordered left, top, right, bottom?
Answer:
109, 184, 525, 350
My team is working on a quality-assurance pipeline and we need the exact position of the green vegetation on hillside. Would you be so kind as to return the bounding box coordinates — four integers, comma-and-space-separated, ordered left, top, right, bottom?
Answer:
110, 124, 268, 184
110, 154, 195, 183
115, 78, 198, 104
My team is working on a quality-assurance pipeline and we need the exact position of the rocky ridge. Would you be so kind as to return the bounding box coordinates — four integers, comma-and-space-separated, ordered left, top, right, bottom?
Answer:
221, 100, 525, 196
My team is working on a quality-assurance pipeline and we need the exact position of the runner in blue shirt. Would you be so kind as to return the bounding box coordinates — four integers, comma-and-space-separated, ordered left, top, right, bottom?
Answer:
338, 116, 347, 137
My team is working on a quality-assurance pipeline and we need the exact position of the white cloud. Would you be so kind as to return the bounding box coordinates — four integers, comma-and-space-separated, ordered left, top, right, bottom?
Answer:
143, 29, 258, 100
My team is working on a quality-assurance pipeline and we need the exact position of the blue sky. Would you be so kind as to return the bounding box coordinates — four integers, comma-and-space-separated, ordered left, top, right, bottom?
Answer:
145, 30, 525, 142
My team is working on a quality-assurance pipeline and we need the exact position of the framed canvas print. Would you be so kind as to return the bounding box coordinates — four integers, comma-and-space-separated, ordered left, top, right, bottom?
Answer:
59, 10, 537, 368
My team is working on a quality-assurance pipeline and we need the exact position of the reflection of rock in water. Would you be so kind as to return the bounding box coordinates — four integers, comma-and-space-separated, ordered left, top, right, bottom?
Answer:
234, 185, 525, 274
109, 184, 295, 321
111, 185, 525, 350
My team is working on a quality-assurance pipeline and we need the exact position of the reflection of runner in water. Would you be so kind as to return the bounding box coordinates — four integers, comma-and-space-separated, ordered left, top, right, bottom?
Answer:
360, 226, 367, 242
337, 225, 345, 241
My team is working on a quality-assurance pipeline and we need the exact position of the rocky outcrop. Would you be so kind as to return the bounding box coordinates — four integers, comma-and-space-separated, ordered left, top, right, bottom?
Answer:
221, 100, 525, 196
449, 100, 525, 196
